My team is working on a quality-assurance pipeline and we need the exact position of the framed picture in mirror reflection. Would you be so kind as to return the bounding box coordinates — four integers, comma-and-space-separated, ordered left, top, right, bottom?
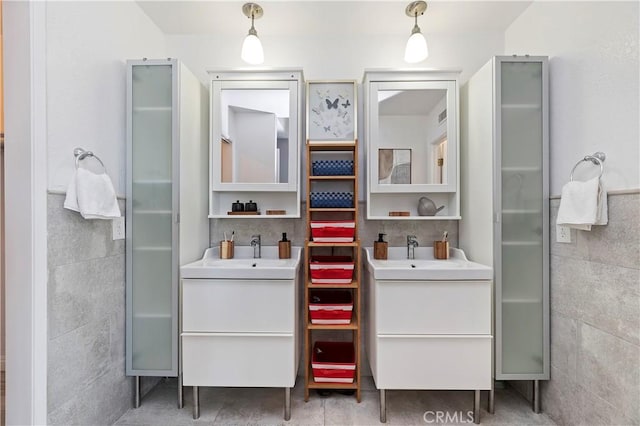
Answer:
378, 148, 411, 184
307, 81, 357, 142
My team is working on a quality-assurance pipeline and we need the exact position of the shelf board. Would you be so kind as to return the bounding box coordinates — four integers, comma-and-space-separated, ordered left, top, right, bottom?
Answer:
133, 106, 172, 112
501, 167, 541, 173
133, 313, 172, 319
308, 208, 356, 212
309, 175, 356, 181
502, 241, 542, 247
308, 282, 359, 289
367, 215, 462, 221
133, 246, 172, 252
502, 103, 541, 110
502, 298, 542, 304
307, 141, 357, 151
307, 380, 359, 390
134, 210, 172, 215
208, 214, 299, 219
132, 179, 172, 185
502, 209, 542, 214
307, 241, 359, 247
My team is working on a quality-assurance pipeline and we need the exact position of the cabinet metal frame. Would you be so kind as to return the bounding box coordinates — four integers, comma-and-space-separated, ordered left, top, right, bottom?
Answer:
493, 56, 550, 381
125, 58, 180, 378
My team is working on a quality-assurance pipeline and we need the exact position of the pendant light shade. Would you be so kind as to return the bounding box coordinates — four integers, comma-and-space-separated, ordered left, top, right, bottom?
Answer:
241, 3, 264, 65
404, 1, 429, 64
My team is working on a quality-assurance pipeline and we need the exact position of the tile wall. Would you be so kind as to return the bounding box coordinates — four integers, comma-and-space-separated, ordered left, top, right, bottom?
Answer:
543, 192, 640, 425
46, 193, 157, 425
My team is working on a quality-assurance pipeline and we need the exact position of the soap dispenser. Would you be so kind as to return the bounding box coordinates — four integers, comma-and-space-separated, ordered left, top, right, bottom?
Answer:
374, 233, 388, 260
279, 232, 291, 259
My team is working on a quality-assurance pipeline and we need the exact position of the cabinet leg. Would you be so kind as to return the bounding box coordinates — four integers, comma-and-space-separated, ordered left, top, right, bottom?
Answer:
177, 374, 183, 409
193, 386, 200, 419
284, 387, 291, 421
473, 390, 481, 424
379, 389, 386, 423
532, 380, 541, 414
488, 386, 495, 414
134, 376, 141, 408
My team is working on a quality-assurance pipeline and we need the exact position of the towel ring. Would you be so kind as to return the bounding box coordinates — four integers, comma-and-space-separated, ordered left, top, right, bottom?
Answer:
569, 151, 605, 181
74, 147, 106, 172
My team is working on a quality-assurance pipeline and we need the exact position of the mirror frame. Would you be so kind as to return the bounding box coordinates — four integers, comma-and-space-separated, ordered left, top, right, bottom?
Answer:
367, 77, 458, 193
210, 73, 300, 192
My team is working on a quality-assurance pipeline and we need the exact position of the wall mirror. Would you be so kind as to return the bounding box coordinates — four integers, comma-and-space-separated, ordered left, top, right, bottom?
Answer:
363, 70, 460, 219
367, 79, 457, 193
211, 75, 300, 192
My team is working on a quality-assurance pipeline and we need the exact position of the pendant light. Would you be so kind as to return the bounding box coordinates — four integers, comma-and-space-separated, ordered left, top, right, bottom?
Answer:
241, 3, 264, 65
404, 1, 429, 63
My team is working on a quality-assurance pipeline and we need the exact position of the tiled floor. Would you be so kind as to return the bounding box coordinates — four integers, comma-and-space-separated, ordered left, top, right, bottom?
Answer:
114, 377, 556, 425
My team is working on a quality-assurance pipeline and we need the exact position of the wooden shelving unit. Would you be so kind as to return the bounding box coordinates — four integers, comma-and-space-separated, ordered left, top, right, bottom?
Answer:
303, 138, 361, 402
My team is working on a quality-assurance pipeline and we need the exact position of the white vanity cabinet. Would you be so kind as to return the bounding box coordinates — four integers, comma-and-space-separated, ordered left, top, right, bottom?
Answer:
364, 250, 493, 423
180, 252, 301, 420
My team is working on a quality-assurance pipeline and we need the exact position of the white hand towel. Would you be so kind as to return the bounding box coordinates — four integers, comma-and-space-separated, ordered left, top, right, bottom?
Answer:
64, 168, 121, 219
63, 170, 80, 212
557, 176, 608, 231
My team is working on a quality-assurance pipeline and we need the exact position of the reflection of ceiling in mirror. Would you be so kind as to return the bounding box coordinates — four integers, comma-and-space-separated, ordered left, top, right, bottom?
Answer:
378, 90, 446, 116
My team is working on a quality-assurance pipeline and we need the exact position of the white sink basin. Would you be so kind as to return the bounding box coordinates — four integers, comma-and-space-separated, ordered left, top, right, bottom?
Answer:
181, 246, 302, 279
364, 246, 492, 280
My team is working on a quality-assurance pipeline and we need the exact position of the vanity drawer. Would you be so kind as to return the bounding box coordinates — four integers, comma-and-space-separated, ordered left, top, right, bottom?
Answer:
182, 333, 296, 387
376, 280, 491, 334
375, 335, 492, 390
182, 279, 295, 333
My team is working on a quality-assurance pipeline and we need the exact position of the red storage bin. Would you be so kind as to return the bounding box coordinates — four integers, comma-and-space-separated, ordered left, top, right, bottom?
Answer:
309, 290, 353, 324
310, 220, 355, 243
312, 341, 356, 383
310, 256, 355, 284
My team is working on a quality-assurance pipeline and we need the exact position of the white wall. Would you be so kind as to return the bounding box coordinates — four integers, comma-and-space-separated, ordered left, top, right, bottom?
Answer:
505, 1, 639, 194
46, 0, 167, 196
168, 31, 506, 198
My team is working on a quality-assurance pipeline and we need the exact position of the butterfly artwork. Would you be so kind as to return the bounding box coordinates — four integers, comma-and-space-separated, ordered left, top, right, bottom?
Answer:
308, 82, 356, 141
326, 98, 339, 110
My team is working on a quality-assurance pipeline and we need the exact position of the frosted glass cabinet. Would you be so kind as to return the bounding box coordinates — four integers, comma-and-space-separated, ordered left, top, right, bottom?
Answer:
126, 59, 209, 406
460, 56, 549, 412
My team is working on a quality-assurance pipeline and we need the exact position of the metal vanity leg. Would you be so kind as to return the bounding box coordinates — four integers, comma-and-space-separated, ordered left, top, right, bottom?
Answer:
532, 380, 541, 413
473, 390, 481, 424
193, 386, 200, 419
134, 376, 141, 408
488, 385, 495, 414
379, 389, 387, 423
178, 374, 183, 409
284, 387, 291, 421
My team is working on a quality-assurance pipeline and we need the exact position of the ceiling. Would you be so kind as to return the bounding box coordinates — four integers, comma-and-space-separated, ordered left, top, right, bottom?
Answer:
136, 1, 532, 37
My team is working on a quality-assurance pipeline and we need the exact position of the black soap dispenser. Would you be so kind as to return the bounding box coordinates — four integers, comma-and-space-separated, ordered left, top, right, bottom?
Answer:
245, 200, 258, 212
374, 233, 388, 260
279, 232, 291, 259
231, 200, 244, 212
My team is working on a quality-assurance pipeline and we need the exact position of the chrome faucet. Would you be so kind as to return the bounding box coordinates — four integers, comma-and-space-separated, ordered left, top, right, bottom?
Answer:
250, 234, 261, 259
407, 235, 419, 259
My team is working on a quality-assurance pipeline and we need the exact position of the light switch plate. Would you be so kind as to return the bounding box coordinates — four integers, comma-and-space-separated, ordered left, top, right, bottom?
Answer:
556, 224, 571, 243
112, 217, 125, 240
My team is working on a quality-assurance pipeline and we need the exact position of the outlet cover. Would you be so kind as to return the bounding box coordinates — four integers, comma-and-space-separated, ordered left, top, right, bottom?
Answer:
112, 217, 125, 240
556, 224, 571, 243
